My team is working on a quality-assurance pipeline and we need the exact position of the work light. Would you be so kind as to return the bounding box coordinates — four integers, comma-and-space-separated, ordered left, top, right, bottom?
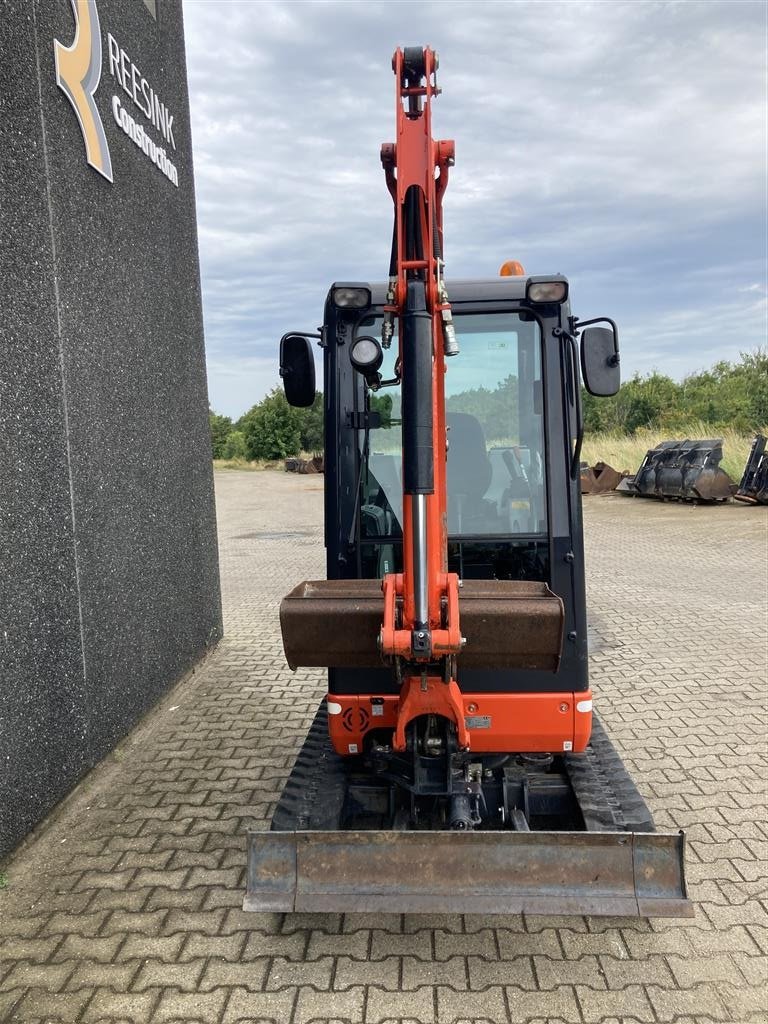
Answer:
349, 335, 383, 387
332, 286, 372, 309
526, 277, 569, 303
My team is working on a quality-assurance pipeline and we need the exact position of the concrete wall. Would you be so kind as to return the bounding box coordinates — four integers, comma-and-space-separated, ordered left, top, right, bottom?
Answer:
0, 0, 222, 857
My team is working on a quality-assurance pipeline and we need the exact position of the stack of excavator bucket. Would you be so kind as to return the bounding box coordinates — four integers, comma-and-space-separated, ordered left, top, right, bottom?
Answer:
618, 439, 733, 502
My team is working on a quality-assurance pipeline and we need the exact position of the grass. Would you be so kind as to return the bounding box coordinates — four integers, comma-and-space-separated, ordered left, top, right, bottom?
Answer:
582, 422, 763, 481
213, 458, 279, 471
213, 451, 322, 472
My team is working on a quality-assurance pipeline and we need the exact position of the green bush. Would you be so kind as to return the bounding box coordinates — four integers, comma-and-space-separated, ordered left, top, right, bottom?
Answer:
239, 388, 302, 460
209, 409, 233, 458
299, 392, 324, 453
221, 430, 249, 461
582, 349, 766, 435
370, 392, 393, 427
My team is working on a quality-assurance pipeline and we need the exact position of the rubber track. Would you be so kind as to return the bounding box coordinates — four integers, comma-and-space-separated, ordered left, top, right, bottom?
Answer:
271, 702, 655, 834
565, 716, 655, 832
271, 703, 347, 831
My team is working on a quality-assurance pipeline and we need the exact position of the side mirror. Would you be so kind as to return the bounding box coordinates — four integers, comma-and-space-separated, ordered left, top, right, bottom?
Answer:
580, 323, 620, 397
279, 333, 316, 407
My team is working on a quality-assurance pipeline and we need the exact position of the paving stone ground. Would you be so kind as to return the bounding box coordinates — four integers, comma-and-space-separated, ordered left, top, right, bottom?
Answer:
1, 471, 766, 1024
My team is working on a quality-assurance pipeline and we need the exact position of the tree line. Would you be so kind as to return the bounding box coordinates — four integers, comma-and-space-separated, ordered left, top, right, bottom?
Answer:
210, 350, 766, 460
581, 350, 766, 434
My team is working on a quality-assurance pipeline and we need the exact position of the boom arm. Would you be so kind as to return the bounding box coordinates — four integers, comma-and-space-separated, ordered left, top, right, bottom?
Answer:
378, 47, 467, 751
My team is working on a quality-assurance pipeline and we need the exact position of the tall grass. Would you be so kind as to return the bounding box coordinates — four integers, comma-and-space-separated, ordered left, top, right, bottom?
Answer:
582, 422, 763, 481
213, 450, 319, 472
213, 458, 278, 471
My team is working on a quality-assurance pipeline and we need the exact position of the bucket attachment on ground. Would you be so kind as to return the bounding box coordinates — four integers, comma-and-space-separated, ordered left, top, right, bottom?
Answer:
245, 828, 692, 917
616, 474, 636, 494
735, 434, 768, 505
285, 456, 324, 474
580, 461, 625, 495
280, 578, 564, 672
621, 439, 733, 502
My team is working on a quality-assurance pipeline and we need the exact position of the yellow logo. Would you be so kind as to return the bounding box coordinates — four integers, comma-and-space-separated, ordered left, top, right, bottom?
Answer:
54, 0, 113, 182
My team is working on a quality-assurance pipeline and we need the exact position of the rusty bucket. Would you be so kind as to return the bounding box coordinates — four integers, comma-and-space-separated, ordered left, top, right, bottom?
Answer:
280, 578, 565, 672
581, 461, 624, 495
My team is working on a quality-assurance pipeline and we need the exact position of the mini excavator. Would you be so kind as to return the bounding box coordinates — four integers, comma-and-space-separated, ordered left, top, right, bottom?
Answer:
245, 48, 692, 917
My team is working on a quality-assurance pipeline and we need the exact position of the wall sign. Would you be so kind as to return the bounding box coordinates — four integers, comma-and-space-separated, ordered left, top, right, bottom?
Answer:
54, 0, 180, 188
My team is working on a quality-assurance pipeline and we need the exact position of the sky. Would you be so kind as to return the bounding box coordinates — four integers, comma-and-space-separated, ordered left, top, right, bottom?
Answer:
182, 0, 767, 420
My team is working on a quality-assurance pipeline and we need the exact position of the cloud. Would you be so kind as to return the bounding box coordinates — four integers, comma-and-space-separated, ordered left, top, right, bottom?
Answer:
183, 0, 766, 417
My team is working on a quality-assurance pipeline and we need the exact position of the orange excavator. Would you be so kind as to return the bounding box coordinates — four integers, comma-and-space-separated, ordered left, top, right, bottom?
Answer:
244, 47, 691, 917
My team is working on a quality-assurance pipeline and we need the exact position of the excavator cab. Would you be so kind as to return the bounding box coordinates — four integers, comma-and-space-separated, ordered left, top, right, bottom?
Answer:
246, 47, 691, 917
282, 280, 616, 735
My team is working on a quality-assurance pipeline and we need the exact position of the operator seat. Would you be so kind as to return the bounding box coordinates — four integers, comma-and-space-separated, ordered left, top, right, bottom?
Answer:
446, 413, 493, 534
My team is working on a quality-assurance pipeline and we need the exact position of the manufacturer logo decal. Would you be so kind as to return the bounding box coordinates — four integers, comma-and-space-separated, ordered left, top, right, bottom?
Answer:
54, 0, 113, 182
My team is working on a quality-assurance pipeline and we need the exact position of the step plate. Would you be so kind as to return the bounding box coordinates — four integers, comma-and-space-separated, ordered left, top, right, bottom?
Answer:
245, 828, 693, 918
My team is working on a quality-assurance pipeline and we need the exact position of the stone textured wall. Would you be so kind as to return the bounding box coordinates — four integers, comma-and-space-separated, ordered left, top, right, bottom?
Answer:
0, 0, 222, 857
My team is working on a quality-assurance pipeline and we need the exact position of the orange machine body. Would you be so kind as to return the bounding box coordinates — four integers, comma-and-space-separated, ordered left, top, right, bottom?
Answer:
327, 691, 593, 757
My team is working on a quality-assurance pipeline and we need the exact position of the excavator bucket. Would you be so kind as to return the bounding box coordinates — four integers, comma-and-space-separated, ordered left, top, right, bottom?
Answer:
280, 578, 564, 672
245, 828, 692, 917
735, 434, 768, 505
628, 439, 733, 502
580, 461, 624, 495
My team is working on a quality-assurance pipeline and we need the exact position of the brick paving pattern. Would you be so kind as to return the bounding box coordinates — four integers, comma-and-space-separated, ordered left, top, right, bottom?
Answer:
1, 471, 766, 1023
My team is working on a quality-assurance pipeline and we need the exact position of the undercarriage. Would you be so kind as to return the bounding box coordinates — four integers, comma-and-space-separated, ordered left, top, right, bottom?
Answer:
244, 703, 691, 918
272, 704, 654, 835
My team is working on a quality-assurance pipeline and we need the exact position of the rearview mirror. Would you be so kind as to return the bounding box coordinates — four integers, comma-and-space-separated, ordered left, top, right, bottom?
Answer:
580, 324, 620, 397
280, 333, 316, 407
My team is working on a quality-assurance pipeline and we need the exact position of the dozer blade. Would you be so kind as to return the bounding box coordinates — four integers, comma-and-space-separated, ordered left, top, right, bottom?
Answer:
280, 578, 564, 672
245, 828, 693, 918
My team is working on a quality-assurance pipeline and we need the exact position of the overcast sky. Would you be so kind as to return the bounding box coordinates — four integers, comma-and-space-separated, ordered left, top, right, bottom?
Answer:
182, 0, 767, 419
